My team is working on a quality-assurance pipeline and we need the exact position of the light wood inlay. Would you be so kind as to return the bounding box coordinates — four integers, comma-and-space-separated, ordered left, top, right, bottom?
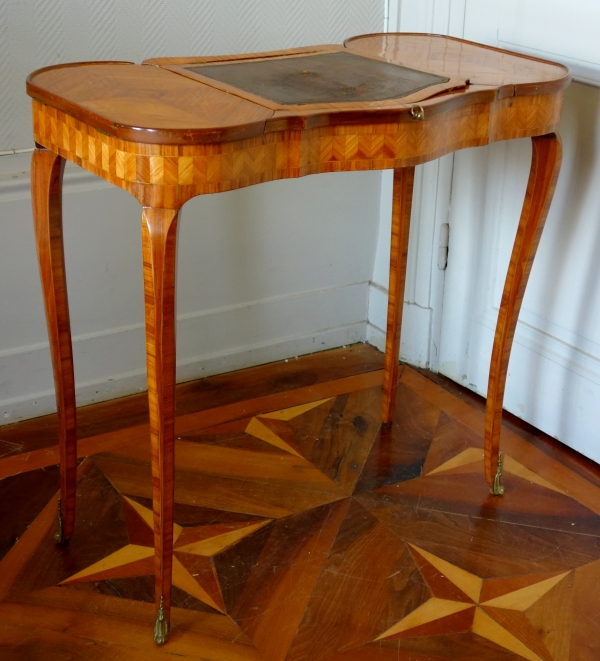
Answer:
175, 521, 272, 557
472, 608, 548, 661
259, 398, 332, 421
171, 556, 225, 613
245, 418, 303, 457
426, 447, 484, 475
2, 352, 600, 659
481, 571, 570, 610
409, 544, 483, 603
427, 449, 567, 494
125, 496, 183, 542
26, 35, 571, 640
479, 570, 571, 604
376, 598, 474, 639
61, 545, 155, 583
502, 455, 567, 495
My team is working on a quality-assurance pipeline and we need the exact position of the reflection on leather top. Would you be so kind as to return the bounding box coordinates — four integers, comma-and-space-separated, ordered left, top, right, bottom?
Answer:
187, 51, 450, 105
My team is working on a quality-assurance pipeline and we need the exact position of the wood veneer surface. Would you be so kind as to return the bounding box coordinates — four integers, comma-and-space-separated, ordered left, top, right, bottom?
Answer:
24, 35, 575, 652
27, 35, 569, 146
1, 346, 599, 660
345, 33, 568, 91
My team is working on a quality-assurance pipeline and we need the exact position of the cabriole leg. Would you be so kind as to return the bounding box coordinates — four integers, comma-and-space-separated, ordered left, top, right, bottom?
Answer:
485, 133, 562, 493
31, 148, 77, 543
141, 207, 180, 644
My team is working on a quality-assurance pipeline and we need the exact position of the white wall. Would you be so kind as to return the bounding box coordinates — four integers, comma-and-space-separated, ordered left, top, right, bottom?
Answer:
1, 0, 384, 150
367, 155, 453, 369
367, 1, 463, 368
0, 1, 386, 423
387, 0, 600, 462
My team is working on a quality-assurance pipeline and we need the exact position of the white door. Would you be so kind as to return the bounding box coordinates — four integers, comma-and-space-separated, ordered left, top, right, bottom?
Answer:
392, 0, 600, 463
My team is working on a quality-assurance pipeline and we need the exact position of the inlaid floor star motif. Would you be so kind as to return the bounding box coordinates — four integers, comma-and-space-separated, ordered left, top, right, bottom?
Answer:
426, 447, 567, 494
5, 363, 600, 661
61, 496, 271, 613
244, 398, 333, 457
377, 543, 570, 661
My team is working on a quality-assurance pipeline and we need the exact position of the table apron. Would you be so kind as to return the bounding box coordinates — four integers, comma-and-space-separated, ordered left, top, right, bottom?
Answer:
32, 92, 563, 208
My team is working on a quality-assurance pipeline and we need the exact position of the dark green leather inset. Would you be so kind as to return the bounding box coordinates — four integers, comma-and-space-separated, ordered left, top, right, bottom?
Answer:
188, 51, 449, 105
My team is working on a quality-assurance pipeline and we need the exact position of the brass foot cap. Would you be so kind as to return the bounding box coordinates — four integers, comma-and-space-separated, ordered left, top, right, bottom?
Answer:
54, 498, 67, 545
154, 596, 169, 645
490, 454, 505, 496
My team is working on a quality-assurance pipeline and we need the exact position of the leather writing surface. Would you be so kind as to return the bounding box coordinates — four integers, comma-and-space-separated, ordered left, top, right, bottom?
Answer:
187, 51, 450, 105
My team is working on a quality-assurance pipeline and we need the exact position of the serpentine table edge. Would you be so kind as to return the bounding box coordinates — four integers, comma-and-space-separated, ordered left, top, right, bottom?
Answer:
26, 32, 569, 643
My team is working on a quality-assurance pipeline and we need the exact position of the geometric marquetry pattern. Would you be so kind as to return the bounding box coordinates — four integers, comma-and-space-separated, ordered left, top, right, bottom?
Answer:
426, 447, 568, 493
245, 398, 333, 456
1, 363, 600, 661
32, 96, 561, 203
60, 496, 271, 614
377, 543, 570, 661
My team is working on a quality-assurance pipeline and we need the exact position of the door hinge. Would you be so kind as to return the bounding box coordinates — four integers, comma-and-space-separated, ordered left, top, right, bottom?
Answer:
438, 223, 449, 270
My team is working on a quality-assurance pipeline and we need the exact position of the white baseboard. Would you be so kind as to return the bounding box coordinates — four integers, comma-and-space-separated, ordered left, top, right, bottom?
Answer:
437, 305, 600, 462
462, 309, 600, 463
0, 282, 368, 424
475, 307, 600, 388
0, 148, 384, 425
366, 283, 433, 368
366, 322, 386, 354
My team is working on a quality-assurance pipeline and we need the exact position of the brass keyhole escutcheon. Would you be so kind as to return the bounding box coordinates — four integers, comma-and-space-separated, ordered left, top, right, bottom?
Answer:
410, 105, 425, 121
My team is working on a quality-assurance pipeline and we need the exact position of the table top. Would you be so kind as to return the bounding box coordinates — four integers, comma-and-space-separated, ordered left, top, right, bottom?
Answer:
184, 50, 452, 106
27, 34, 570, 146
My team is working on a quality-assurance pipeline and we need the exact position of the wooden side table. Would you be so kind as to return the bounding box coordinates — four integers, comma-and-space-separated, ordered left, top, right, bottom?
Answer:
27, 33, 570, 642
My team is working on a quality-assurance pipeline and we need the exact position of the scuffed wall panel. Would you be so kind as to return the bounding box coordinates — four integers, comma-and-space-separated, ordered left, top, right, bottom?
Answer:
1, 0, 384, 150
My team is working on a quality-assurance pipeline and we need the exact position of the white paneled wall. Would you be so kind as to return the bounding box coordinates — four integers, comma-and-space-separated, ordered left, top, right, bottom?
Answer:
498, 0, 600, 86
367, 1, 462, 367
0, 1, 385, 423
386, 0, 600, 462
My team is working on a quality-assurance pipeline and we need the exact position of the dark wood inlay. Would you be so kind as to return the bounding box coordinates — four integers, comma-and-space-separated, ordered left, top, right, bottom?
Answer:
2, 353, 599, 660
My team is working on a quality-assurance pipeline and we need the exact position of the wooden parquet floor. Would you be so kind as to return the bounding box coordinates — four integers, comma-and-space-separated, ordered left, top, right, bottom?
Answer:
1, 345, 599, 661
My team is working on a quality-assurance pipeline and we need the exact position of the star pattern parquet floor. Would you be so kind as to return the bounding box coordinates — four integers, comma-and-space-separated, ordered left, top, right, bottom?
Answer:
0, 350, 599, 661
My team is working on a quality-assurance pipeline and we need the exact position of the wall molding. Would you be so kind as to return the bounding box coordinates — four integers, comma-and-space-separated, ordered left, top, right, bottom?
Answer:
475, 307, 600, 388
0, 280, 370, 360
0, 281, 369, 424
366, 282, 432, 367
469, 307, 600, 464
1, 322, 367, 425
0, 157, 109, 203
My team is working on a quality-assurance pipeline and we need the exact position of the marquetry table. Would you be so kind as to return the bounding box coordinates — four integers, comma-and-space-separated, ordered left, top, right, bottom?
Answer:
27, 33, 570, 643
